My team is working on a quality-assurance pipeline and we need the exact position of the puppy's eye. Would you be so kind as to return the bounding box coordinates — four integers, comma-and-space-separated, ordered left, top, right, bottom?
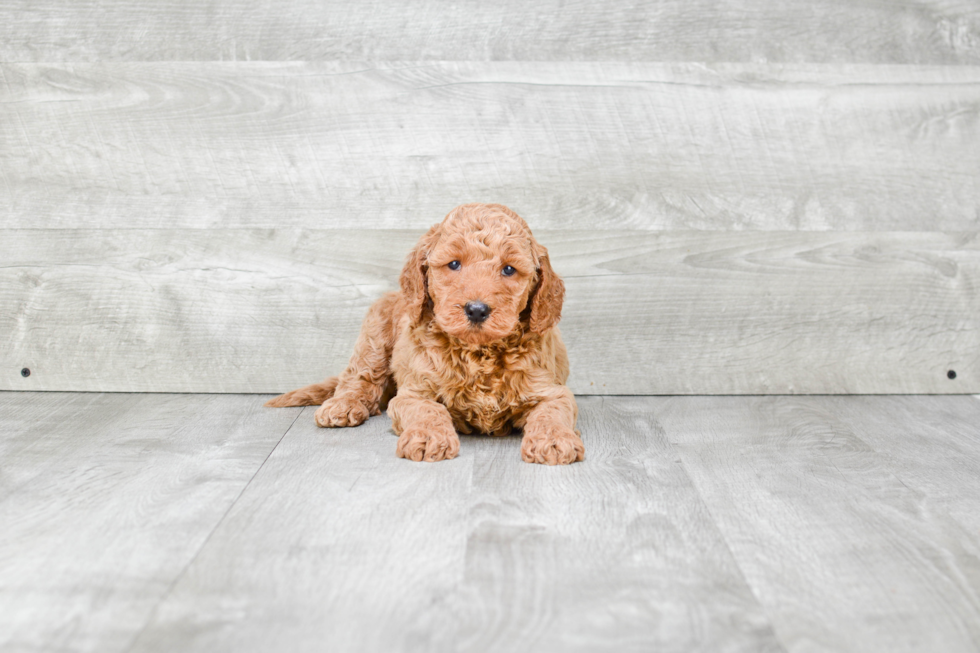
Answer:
502, 265, 517, 277
447, 260, 461, 271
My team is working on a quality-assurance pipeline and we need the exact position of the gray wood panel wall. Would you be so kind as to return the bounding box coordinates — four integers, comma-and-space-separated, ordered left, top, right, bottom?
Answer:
3, 63, 979, 231
1, 3, 978, 394
3, 1, 979, 63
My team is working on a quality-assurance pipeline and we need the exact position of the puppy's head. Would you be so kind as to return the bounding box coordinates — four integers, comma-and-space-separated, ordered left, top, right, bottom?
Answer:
400, 203, 564, 345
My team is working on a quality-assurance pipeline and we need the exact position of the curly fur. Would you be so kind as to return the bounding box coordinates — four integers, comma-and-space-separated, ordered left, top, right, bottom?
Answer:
267, 203, 583, 465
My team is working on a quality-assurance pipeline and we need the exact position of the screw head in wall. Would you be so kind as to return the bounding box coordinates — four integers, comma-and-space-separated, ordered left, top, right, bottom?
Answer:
21, 367, 31, 377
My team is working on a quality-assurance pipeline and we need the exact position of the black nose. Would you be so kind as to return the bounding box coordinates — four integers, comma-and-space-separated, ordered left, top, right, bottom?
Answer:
464, 301, 492, 323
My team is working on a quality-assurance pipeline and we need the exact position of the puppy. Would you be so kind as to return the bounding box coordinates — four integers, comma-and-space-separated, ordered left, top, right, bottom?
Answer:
267, 203, 584, 465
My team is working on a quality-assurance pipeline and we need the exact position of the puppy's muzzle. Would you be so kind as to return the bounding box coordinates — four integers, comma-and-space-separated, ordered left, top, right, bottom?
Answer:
464, 301, 492, 324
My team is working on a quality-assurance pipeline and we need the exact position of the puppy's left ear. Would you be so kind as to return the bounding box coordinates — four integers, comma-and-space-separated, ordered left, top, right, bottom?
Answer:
530, 242, 565, 334
400, 223, 441, 325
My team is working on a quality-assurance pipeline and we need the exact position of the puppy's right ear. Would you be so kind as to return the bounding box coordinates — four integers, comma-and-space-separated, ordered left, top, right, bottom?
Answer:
400, 224, 441, 325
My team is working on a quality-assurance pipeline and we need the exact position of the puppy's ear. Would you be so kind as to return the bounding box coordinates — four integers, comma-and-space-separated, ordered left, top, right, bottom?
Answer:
530, 242, 565, 334
400, 224, 440, 325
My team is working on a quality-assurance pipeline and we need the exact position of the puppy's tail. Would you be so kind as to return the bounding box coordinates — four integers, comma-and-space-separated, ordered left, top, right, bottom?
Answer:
265, 377, 339, 407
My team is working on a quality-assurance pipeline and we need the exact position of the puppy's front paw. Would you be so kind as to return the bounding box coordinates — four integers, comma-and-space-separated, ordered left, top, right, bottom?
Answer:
314, 396, 370, 427
396, 426, 460, 462
521, 425, 585, 465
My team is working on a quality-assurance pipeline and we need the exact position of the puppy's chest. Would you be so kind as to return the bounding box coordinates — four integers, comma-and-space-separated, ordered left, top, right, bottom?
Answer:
438, 350, 531, 435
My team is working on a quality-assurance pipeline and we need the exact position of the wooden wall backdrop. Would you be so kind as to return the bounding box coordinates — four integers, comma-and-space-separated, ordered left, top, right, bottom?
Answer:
3, 1, 979, 63
1, 2, 978, 394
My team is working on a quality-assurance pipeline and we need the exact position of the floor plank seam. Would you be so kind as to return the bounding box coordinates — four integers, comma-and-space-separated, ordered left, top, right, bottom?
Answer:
119, 404, 306, 653
665, 436, 792, 653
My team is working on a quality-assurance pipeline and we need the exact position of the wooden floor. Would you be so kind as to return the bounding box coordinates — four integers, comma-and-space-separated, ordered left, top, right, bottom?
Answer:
2, 393, 980, 652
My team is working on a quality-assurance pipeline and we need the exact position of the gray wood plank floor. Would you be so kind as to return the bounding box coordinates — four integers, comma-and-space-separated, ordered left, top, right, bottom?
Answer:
3, 392, 980, 652
0, 392, 300, 653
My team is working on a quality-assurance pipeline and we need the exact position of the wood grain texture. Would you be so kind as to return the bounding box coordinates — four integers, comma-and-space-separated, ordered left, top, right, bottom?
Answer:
656, 395, 980, 653
2, 229, 977, 394
128, 405, 478, 653
128, 397, 783, 653
0, 392, 300, 653
8, 394, 979, 652
813, 395, 980, 537
1, 0, 978, 63
2, 62, 979, 231
443, 396, 783, 652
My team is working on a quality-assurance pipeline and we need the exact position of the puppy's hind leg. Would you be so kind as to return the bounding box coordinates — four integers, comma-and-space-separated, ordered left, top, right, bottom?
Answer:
314, 292, 400, 428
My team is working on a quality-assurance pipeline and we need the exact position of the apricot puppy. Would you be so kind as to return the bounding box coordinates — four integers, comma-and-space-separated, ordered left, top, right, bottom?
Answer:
267, 203, 584, 465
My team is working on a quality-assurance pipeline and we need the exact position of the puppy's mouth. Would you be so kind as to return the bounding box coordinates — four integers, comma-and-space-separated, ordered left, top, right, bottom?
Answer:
442, 306, 501, 343
456, 328, 500, 346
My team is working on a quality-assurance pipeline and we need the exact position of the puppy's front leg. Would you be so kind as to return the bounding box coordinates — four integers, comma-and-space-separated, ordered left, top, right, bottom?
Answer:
520, 386, 585, 465
387, 393, 460, 462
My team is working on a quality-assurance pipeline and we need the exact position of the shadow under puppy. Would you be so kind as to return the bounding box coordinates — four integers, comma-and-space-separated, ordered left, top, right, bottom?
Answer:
267, 203, 584, 465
